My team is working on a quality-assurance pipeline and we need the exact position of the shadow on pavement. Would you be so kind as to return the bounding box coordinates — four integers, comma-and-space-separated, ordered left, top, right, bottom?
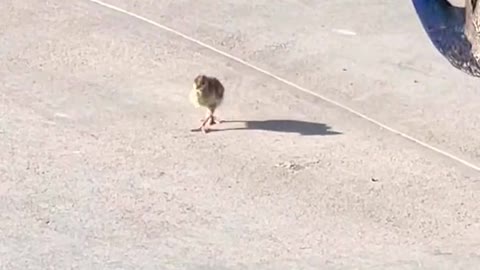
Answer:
209, 120, 342, 136
412, 0, 480, 77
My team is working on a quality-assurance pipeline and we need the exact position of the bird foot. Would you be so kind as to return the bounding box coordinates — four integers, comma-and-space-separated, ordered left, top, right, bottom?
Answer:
193, 115, 214, 134
193, 114, 223, 134
190, 126, 210, 133
200, 126, 209, 134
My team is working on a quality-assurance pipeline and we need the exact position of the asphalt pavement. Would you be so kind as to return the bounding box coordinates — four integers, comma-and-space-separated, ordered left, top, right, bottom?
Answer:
1, 0, 480, 269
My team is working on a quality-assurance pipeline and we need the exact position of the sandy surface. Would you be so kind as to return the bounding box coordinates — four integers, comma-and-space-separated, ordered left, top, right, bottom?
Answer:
1, 0, 480, 269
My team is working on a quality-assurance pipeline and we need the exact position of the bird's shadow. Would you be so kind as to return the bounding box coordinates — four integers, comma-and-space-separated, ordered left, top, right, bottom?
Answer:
412, 0, 480, 77
201, 119, 342, 136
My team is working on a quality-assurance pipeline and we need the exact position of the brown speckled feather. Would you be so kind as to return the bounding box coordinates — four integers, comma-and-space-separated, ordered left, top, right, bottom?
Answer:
190, 75, 224, 110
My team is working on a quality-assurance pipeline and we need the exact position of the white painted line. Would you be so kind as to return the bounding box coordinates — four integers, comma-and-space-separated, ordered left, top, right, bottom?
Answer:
54, 112, 71, 119
42, 120, 57, 125
332, 29, 357, 36
87, 0, 480, 172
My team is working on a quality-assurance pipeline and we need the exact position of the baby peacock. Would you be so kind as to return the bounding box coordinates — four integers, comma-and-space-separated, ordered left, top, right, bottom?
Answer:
189, 74, 225, 133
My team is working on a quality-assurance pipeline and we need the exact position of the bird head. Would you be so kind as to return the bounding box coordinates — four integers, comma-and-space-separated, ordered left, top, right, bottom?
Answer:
193, 74, 208, 91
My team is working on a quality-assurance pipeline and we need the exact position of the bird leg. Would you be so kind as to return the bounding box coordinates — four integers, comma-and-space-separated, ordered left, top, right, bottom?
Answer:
197, 108, 223, 134
198, 108, 214, 133
210, 115, 222, 125
199, 114, 213, 133
199, 116, 222, 125
199, 108, 222, 125
199, 110, 211, 124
